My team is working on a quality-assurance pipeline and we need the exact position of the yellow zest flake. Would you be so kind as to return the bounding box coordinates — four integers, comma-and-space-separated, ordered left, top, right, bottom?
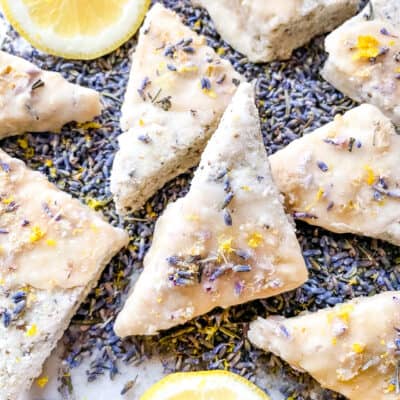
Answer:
44, 159, 53, 167
25, 323, 38, 337
202, 88, 217, 98
30, 225, 45, 243
315, 187, 324, 201
49, 167, 57, 178
2, 196, 14, 205
380, 339, 386, 345
0, 277, 5, 285
353, 35, 380, 60
331, 337, 338, 345
186, 214, 199, 221
337, 303, 354, 323
216, 47, 225, 56
193, 20, 202, 29
363, 164, 376, 185
247, 232, 263, 249
45, 238, 57, 247
17, 137, 29, 149
128, 244, 138, 252
241, 185, 251, 192
396, 67, 400, 73
384, 384, 396, 393
24, 147, 35, 159
146, 203, 158, 219
178, 64, 198, 74
138, 118, 145, 127
157, 297, 163, 304
205, 64, 215, 77
218, 236, 234, 254
351, 343, 365, 353
328, 303, 354, 324
85, 197, 108, 210
349, 277, 358, 286
77, 121, 102, 130
389, 40, 396, 47
36, 376, 49, 388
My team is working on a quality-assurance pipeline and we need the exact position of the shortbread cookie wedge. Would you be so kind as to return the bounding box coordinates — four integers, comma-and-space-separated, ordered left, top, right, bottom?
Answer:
192, 0, 358, 63
270, 104, 400, 246
249, 292, 400, 400
322, 5, 400, 124
111, 3, 242, 214
0, 149, 128, 400
0, 51, 102, 138
114, 83, 307, 337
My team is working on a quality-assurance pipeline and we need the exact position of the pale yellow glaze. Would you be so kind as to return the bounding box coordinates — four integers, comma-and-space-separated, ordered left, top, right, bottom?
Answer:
0, 149, 128, 289
0, 51, 102, 138
270, 104, 400, 246
323, 19, 400, 124
120, 3, 240, 130
249, 292, 400, 400
114, 83, 307, 337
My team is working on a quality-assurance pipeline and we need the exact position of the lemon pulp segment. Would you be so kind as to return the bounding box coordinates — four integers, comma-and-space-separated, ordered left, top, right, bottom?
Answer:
23, 0, 130, 36
1, 0, 150, 59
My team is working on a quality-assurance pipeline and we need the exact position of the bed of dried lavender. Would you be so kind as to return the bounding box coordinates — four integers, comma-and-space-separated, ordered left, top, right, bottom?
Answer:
2, 1, 398, 399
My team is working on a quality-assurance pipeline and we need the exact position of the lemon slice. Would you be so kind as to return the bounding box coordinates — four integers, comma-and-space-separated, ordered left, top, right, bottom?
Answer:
0, 0, 150, 59
140, 371, 271, 400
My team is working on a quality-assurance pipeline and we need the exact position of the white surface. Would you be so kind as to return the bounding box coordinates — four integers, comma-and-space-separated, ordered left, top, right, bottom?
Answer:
24, 347, 286, 400
25, 348, 166, 400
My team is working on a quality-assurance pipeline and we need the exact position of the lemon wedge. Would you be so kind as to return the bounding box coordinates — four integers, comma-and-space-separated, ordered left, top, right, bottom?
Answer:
0, 0, 150, 59
140, 371, 270, 400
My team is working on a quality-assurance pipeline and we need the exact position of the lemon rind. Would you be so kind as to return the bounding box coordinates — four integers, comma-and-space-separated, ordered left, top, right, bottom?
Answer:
0, 0, 150, 60
140, 370, 270, 400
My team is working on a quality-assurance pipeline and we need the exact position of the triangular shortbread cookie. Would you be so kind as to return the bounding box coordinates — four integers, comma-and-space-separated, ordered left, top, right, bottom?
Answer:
0, 51, 102, 138
0, 149, 128, 398
270, 104, 400, 246
322, 17, 400, 124
192, 0, 358, 62
111, 3, 242, 214
114, 83, 307, 337
249, 292, 400, 400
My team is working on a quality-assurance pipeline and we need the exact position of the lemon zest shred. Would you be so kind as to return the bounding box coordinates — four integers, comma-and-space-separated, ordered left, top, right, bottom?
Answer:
25, 323, 38, 337
36, 376, 49, 388
2, 196, 14, 205
17, 137, 29, 149
30, 225, 45, 243
247, 232, 263, 249
218, 236, 234, 254
353, 35, 380, 60
77, 121, 102, 130
363, 164, 376, 185
351, 343, 365, 353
